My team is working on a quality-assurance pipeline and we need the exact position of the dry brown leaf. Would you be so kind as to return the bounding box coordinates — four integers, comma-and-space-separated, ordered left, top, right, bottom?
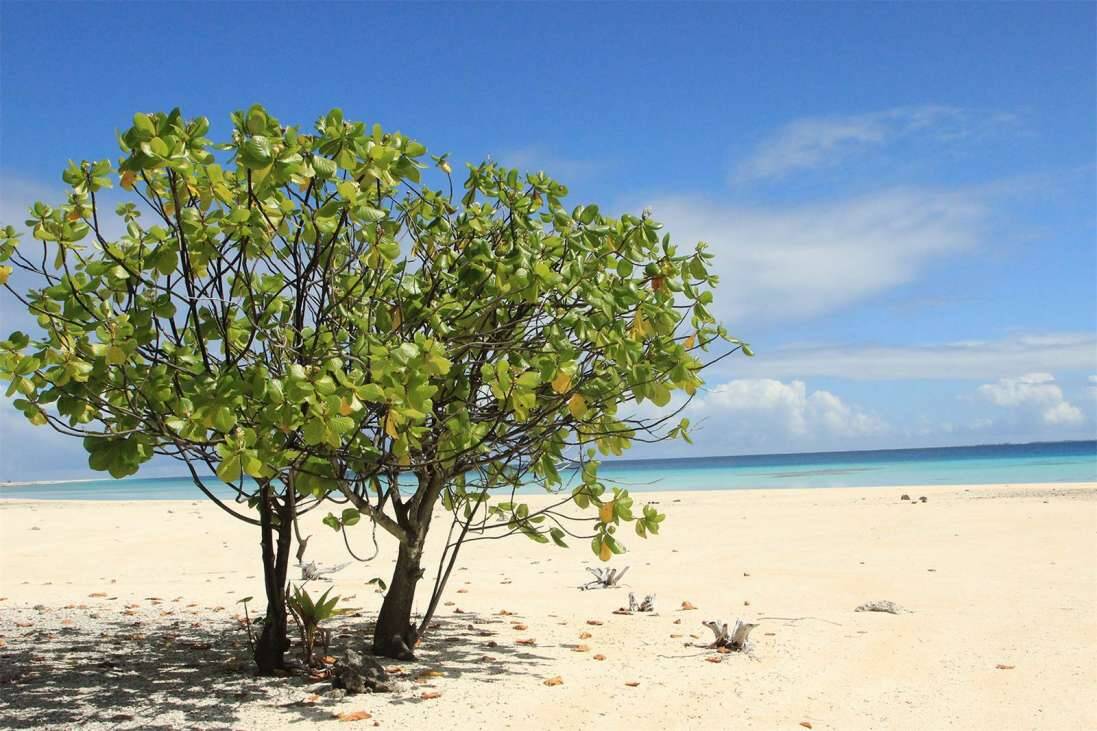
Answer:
625, 681, 640, 687
456, 589, 468, 594
543, 676, 564, 686
669, 633, 682, 638
800, 723, 813, 729
586, 619, 603, 626
593, 654, 606, 661
673, 618, 681, 624
612, 609, 631, 615
516, 638, 536, 646
443, 601, 455, 606
573, 644, 590, 653
578, 631, 592, 639
705, 656, 722, 663
995, 664, 1015, 670
416, 669, 443, 679
512, 623, 528, 630
88, 592, 107, 598
681, 601, 698, 610
496, 609, 514, 616
386, 666, 405, 675
321, 655, 337, 665
420, 691, 442, 700
338, 710, 372, 721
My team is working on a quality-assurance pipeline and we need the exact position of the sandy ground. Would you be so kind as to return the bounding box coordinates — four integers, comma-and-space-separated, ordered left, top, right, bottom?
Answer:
0, 482, 1094, 730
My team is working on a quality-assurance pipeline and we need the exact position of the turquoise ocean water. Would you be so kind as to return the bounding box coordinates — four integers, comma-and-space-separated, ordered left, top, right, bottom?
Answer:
2, 441, 1094, 501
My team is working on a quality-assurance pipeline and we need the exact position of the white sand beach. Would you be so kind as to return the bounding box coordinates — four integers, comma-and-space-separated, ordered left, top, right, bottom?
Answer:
1, 482, 1095, 730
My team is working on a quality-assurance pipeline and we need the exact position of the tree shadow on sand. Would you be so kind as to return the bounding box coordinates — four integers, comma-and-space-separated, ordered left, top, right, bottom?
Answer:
0, 606, 550, 729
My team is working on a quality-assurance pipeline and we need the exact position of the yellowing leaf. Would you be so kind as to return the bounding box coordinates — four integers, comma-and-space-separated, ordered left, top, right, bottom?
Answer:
0, 265, 11, 285
543, 676, 563, 686
551, 371, 571, 394
337, 710, 371, 721
120, 171, 137, 189
598, 502, 614, 523
684, 334, 696, 349
384, 410, 399, 439
105, 345, 127, 365
567, 394, 587, 419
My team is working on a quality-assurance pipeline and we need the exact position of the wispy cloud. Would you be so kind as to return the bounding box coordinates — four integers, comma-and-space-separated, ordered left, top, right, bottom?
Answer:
734, 106, 1019, 183
714, 332, 1097, 382
647, 186, 985, 324
490, 146, 604, 181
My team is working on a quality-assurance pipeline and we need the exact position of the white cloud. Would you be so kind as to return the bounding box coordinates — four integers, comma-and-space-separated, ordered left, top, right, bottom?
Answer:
977, 373, 1084, 425
648, 186, 984, 324
683, 378, 886, 451
734, 106, 1017, 182
716, 332, 1097, 382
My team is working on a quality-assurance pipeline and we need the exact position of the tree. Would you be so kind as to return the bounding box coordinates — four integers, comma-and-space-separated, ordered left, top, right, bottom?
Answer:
0, 105, 747, 665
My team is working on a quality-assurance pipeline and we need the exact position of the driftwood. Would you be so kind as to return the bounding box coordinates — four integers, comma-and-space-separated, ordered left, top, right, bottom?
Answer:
580, 566, 630, 590
300, 560, 350, 581
855, 600, 910, 615
703, 618, 758, 651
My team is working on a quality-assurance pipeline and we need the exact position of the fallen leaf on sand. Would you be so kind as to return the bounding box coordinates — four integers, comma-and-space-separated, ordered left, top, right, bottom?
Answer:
416, 669, 443, 679
496, 610, 515, 616
705, 656, 722, 664
443, 601, 455, 606
516, 638, 536, 646
995, 664, 1015, 670
593, 654, 606, 661
0, 639, 6, 648
573, 644, 590, 652
386, 666, 405, 675
512, 623, 528, 630
421, 691, 442, 700
321, 655, 336, 665
670, 633, 682, 638
543, 676, 564, 686
61, 619, 74, 626
15, 622, 32, 628
799, 723, 813, 729
304, 694, 320, 703
586, 619, 603, 626
579, 631, 592, 639
625, 681, 640, 687
88, 592, 107, 598
456, 589, 468, 593
338, 710, 372, 721
613, 609, 631, 615
681, 601, 698, 610
673, 618, 681, 624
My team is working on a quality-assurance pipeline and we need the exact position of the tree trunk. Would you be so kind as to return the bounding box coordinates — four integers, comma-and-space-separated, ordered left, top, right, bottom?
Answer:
372, 540, 423, 659
254, 485, 294, 674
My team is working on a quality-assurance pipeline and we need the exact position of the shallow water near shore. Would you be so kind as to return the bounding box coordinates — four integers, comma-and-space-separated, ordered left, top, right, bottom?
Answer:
2, 440, 1093, 500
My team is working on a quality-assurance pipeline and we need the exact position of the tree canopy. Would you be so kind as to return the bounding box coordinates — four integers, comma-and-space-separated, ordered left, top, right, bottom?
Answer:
0, 104, 746, 663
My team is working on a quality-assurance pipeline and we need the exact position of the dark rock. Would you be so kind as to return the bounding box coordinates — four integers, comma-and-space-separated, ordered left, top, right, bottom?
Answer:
900, 494, 911, 501
919, 496, 928, 503
333, 649, 390, 694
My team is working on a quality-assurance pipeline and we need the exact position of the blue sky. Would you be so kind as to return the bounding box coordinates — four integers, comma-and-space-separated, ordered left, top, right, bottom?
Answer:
1, 2, 1095, 478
